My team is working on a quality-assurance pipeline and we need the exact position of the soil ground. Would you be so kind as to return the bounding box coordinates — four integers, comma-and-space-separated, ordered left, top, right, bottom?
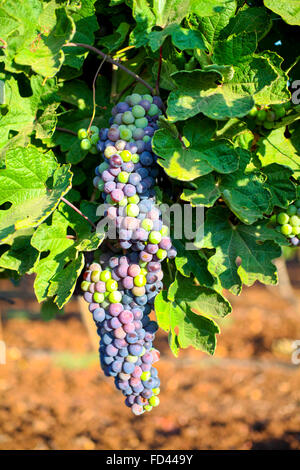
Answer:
0, 263, 300, 450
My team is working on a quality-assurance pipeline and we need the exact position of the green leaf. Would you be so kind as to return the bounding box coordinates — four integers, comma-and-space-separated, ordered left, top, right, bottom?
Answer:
153, 117, 239, 181
220, 6, 271, 40
31, 201, 104, 306
173, 239, 216, 288
262, 164, 297, 210
213, 32, 257, 65
191, 0, 235, 17
197, 0, 237, 48
148, 24, 206, 51
64, 0, 98, 69
154, 289, 220, 356
257, 127, 300, 177
98, 22, 130, 52
0, 147, 72, 243
195, 206, 281, 294
0, 75, 59, 155
40, 298, 63, 321
181, 173, 221, 207
14, 7, 75, 77
48, 254, 85, 309
0, 228, 38, 275
264, 0, 300, 26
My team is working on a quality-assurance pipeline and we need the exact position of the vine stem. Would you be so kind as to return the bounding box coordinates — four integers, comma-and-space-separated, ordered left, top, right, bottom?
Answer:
56, 127, 77, 136
64, 42, 155, 95
87, 55, 107, 134
61, 197, 97, 230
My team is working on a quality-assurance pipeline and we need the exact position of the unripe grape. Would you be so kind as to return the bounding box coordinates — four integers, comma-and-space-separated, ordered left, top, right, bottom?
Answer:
78, 128, 88, 139
281, 224, 293, 236
287, 205, 297, 216
277, 212, 289, 225
80, 138, 91, 150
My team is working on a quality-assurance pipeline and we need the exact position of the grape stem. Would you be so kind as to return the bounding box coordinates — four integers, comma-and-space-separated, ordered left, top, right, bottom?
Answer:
87, 55, 107, 134
56, 127, 77, 136
61, 197, 97, 230
64, 42, 155, 95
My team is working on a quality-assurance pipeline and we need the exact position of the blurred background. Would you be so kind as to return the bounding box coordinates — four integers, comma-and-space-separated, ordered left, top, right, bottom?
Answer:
0, 250, 300, 451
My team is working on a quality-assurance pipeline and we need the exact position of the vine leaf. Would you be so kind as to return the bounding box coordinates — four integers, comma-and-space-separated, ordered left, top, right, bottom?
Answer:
152, 117, 239, 181
262, 164, 297, 210
195, 206, 281, 295
257, 127, 300, 178
14, 7, 75, 77
31, 201, 104, 306
148, 24, 206, 52
264, 0, 300, 26
0, 147, 72, 244
155, 273, 231, 356
0, 228, 39, 275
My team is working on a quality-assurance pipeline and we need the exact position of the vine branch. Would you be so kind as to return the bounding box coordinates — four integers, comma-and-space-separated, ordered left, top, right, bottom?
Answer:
156, 46, 163, 95
64, 42, 155, 95
61, 197, 97, 230
88, 55, 107, 134
56, 127, 77, 136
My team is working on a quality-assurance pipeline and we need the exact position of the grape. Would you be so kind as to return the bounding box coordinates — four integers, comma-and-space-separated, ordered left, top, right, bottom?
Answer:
124, 184, 136, 197
281, 224, 293, 235
290, 215, 300, 227
120, 128, 132, 141
81, 138, 91, 150
132, 105, 146, 118
287, 205, 297, 216
135, 117, 148, 128
78, 128, 88, 139
122, 111, 135, 124
118, 171, 129, 183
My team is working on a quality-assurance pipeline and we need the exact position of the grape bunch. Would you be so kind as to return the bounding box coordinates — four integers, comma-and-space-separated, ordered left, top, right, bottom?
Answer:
81, 92, 177, 415
270, 200, 300, 246
248, 102, 291, 129
77, 125, 100, 154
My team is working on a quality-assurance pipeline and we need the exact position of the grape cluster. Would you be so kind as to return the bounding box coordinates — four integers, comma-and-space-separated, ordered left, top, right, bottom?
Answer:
81, 92, 177, 415
248, 102, 291, 129
77, 125, 100, 154
270, 200, 300, 246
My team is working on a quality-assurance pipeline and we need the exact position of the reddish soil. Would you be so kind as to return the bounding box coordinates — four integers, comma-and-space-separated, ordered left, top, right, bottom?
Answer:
0, 265, 300, 450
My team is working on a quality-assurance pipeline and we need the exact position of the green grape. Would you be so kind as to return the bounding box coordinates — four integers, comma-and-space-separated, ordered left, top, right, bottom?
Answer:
122, 111, 135, 124
277, 212, 289, 225
98, 181, 105, 192
126, 204, 139, 217
135, 117, 148, 128
257, 109, 267, 121
287, 205, 297, 216
280, 224, 293, 236
141, 218, 153, 231
134, 274, 146, 287
100, 270, 111, 282
248, 106, 258, 118
152, 387, 160, 396
77, 128, 87, 140
142, 94, 153, 103
98, 162, 109, 173
148, 104, 159, 117
93, 292, 105, 303
295, 200, 300, 208
130, 93, 142, 105
81, 281, 90, 292
132, 105, 146, 118
144, 405, 153, 412
263, 121, 274, 129
109, 291, 122, 303
131, 154, 140, 163
140, 268, 147, 276
160, 225, 169, 236
90, 133, 99, 144
118, 197, 128, 207
120, 128, 132, 141
77, 99, 86, 110
91, 270, 101, 282
128, 194, 140, 204
128, 124, 136, 132
148, 231, 162, 244
156, 248, 167, 260
118, 171, 129, 183
104, 146, 116, 158
80, 138, 91, 150
120, 150, 132, 162
273, 105, 286, 119
141, 371, 151, 381
89, 145, 98, 154
292, 226, 300, 235
90, 125, 99, 134
106, 279, 118, 292
149, 396, 160, 407
269, 214, 277, 226
127, 355, 138, 363
143, 135, 151, 142
290, 215, 300, 226
266, 110, 276, 122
